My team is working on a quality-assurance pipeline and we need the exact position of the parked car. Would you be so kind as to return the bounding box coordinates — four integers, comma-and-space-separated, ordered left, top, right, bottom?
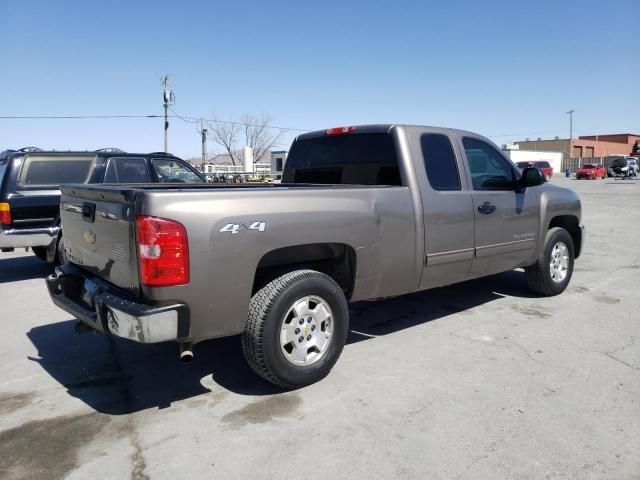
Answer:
515, 160, 553, 181
576, 163, 607, 180
47, 125, 584, 389
0, 148, 205, 263
607, 157, 639, 177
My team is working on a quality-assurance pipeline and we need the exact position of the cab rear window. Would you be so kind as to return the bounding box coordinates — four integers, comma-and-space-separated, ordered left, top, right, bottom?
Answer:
19, 155, 94, 186
282, 133, 402, 186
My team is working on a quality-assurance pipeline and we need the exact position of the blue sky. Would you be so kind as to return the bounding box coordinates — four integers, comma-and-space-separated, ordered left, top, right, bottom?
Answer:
1, 0, 638, 159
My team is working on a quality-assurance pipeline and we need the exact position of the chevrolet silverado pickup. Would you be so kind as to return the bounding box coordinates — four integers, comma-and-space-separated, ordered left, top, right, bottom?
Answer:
47, 125, 584, 388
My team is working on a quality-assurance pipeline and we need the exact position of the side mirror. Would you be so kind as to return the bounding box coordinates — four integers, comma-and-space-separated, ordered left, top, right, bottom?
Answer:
520, 167, 543, 188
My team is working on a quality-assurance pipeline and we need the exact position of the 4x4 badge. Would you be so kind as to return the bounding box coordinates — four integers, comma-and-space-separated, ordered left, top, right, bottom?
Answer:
219, 221, 266, 235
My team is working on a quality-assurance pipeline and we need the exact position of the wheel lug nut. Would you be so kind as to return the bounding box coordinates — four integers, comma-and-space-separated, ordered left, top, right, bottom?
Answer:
299, 319, 304, 325
295, 328, 300, 334
298, 336, 304, 343
307, 317, 312, 323
307, 335, 312, 341
311, 325, 316, 331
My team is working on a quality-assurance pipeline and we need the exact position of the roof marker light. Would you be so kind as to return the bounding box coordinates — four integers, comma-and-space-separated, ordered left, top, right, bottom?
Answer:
325, 126, 356, 135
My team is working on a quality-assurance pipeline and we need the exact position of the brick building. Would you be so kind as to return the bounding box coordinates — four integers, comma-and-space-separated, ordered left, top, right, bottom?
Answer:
515, 133, 640, 159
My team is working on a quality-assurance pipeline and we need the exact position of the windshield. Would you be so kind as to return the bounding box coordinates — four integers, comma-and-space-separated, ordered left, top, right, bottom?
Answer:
516, 162, 530, 168
151, 159, 205, 183
582, 164, 595, 169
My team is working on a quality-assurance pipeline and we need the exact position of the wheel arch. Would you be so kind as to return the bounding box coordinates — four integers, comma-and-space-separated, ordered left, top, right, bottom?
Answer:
548, 215, 582, 258
252, 243, 357, 299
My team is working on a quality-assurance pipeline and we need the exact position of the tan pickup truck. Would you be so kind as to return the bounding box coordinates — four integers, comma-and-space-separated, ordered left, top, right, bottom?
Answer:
47, 124, 584, 388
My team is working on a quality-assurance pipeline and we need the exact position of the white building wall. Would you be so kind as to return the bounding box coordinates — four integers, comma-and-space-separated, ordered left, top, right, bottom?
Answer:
504, 150, 563, 173
271, 151, 287, 179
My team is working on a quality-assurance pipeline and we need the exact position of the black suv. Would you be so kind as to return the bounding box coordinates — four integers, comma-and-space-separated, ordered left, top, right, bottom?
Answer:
0, 148, 205, 263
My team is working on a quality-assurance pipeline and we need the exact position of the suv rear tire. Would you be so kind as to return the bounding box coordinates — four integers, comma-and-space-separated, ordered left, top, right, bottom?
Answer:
32, 247, 48, 262
242, 269, 349, 389
525, 227, 575, 296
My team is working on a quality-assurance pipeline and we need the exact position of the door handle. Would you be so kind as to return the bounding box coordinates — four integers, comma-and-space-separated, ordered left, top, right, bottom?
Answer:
477, 202, 496, 214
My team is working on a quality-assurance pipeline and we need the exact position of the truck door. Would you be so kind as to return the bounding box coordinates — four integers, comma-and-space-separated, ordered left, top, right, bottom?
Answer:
407, 129, 475, 290
458, 136, 538, 278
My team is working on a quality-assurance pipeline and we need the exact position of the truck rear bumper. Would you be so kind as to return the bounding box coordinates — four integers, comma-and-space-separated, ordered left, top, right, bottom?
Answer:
0, 226, 60, 249
46, 264, 190, 343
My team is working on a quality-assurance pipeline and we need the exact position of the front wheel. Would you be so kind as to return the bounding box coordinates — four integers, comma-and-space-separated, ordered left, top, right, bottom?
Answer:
242, 270, 349, 389
525, 227, 575, 296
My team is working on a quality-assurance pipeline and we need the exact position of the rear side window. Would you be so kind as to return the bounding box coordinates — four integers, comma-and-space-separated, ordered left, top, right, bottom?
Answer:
420, 133, 460, 191
19, 155, 94, 186
104, 157, 151, 183
0, 161, 7, 185
282, 133, 402, 186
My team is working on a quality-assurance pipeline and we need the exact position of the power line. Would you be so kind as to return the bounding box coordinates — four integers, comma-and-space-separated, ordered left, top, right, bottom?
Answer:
0, 114, 162, 119
0, 112, 312, 132
0, 114, 599, 139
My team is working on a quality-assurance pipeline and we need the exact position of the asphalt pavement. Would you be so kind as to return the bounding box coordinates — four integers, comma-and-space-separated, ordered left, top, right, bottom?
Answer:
1, 175, 638, 480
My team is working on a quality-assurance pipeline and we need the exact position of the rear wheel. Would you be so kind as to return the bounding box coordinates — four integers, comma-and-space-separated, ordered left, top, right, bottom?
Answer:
242, 269, 349, 389
525, 227, 575, 296
32, 247, 48, 262
545, 174, 551, 182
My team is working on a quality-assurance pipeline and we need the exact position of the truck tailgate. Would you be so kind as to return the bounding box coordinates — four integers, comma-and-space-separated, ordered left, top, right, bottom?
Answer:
60, 185, 139, 294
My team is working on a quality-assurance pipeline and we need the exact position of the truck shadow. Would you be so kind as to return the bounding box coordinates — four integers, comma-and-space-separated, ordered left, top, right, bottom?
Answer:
27, 269, 536, 415
0, 254, 52, 283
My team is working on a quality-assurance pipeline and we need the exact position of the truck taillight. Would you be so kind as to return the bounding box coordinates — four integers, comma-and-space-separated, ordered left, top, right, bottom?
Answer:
325, 126, 356, 135
135, 216, 189, 287
0, 202, 11, 225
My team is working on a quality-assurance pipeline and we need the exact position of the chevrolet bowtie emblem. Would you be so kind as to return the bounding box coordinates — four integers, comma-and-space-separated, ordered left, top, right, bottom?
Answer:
83, 230, 96, 246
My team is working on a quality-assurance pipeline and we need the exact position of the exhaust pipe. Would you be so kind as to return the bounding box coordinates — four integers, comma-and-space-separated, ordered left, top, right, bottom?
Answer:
179, 342, 194, 363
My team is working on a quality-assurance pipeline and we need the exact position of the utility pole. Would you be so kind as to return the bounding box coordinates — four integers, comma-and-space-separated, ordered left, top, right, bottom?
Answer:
200, 118, 207, 174
161, 75, 175, 152
566, 109, 575, 140
566, 109, 575, 163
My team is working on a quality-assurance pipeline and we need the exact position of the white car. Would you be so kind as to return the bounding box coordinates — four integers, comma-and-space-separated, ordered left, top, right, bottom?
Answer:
608, 157, 639, 177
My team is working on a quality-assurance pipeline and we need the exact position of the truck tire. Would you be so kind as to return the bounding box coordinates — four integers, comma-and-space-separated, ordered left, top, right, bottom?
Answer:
32, 247, 48, 262
242, 269, 349, 389
525, 227, 575, 296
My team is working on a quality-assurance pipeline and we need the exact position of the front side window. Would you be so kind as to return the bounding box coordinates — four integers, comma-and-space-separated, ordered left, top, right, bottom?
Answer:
19, 155, 94, 186
420, 133, 460, 191
152, 159, 204, 183
462, 138, 515, 190
104, 157, 151, 183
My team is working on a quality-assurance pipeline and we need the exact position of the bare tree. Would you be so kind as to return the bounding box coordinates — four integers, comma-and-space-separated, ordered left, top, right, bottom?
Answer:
208, 113, 282, 165
241, 113, 283, 163
207, 117, 241, 165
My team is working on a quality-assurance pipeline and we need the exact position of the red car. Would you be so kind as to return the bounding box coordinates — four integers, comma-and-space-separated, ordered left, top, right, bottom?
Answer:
516, 161, 554, 182
576, 163, 606, 180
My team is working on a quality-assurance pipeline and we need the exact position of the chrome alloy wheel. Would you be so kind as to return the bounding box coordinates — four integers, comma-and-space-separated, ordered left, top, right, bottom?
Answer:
549, 241, 569, 283
280, 295, 333, 366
